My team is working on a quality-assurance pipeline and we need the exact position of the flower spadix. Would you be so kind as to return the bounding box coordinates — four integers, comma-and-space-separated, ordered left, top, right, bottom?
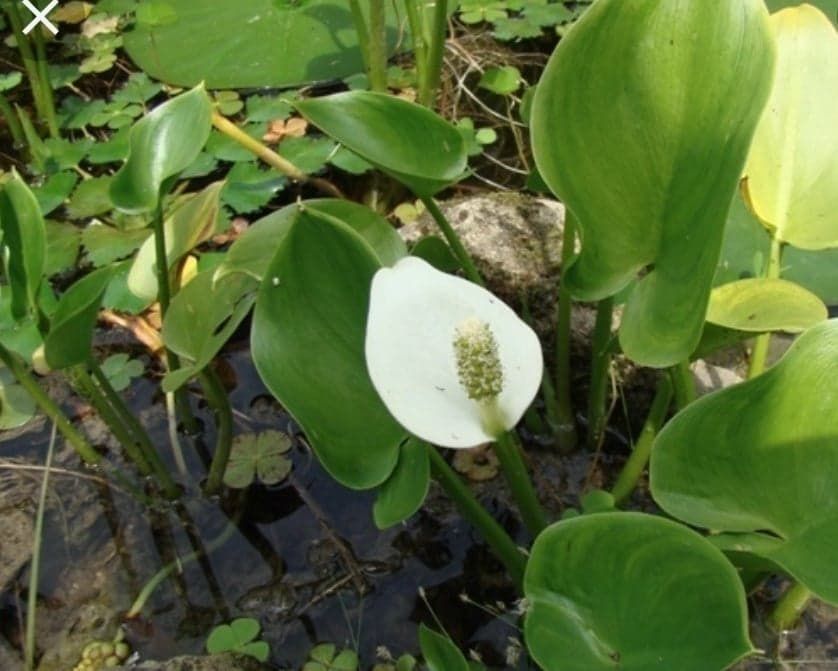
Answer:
365, 257, 543, 448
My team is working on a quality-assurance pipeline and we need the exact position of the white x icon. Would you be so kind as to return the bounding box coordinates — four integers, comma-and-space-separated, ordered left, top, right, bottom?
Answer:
22, 0, 59, 36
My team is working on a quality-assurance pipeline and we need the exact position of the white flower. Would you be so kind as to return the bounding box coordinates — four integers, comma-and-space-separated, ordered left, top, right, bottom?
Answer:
365, 257, 544, 448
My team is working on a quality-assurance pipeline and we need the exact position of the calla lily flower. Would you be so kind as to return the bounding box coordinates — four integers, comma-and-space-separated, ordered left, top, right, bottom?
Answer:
365, 257, 544, 448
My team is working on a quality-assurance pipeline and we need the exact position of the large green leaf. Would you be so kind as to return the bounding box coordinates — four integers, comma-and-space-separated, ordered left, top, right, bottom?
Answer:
716, 194, 838, 305
706, 278, 827, 333
296, 92, 467, 197
531, 0, 775, 367
524, 513, 752, 671
110, 85, 213, 213
0, 171, 46, 321
123, 1, 406, 89
215, 199, 406, 284
161, 268, 257, 392
742, 5, 838, 250
128, 182, 224, 302
373, 438, 430, 529
651, 319, 838, 604
251, 207, 404, 489
44, 266, 115, 369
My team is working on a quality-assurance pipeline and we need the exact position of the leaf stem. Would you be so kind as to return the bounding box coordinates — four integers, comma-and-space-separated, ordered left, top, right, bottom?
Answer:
3, 4, 48, 131
769, 582, 811, 631
404, 0, 428, 105
0, 344, 99, 464
347, 0, 370, 72
0, 93, 25, 146
367, 0, 388, 92
201, 366, 234, 496
586, 296, 613, 449
611, 374, 672, 505
418, 0, 448, 107
418, 196, 484, 286
29, 25, 58, 138
493, 430, 549, 537
428, 448, 526, 587
554, 211, 578, 451
748, 236, 784, 379
670, 359, 696, 410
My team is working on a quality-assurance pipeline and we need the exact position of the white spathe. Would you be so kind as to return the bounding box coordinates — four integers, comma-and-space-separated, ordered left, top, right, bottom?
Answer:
365, 256, 544, 448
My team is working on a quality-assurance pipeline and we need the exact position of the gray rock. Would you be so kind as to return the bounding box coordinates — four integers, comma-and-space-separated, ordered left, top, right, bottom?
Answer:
0, 507, 33, 591
115, 653, 271, 671
691, 360, 743, 396
0, 635, 23, 671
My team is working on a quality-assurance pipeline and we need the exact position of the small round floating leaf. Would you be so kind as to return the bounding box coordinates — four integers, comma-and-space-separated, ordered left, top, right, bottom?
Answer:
251, 207, 404, 489
296, 91, 467, 197
531, 0, 775, 366
651, 319, 838, 604
110, 85, 213, 213
707, 278, 827, 333
743, 5, 838, 250
524, 513, 753, 671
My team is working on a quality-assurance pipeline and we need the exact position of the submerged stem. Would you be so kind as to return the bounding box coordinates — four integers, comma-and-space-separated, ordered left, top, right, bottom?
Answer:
748, 236, 784, 379
428, 448, 525, 587
586, 296, 614, 449
419, 196, 484, 286
201, 367, 234, 496
554, 211, 578, 451
493, 430, 549, 537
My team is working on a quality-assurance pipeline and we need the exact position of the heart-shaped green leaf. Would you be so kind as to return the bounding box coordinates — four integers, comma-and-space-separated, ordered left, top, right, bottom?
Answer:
524, 512, 753, 671
707, 278, 827, 333
742, 5, 838, 250
110, 84, 212, 213
215, 199, 406, 284
651, 319, 838, 604
161, 268, 257, 392
419, 625, 469, 671
128, 181, 224, 302
296, 92, 467, 197
251, 207, 404, 489
531, 0, 775, 366
44, 266, 115, 369
373, 438, 430, 529
0, 171, 46, 321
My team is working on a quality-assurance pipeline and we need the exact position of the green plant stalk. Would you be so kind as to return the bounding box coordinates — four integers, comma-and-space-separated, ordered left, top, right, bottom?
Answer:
748, 236, 784, 379
554, 211, 578, 451
611, 374, 673, 505
366, 0, 388, 92
347, 0, 370, 72
0, 93, 25, 146
404, 0, 429, 105
586, 296, 614, 449
200, 367, 234, 495
88, 360, 180, 499
769, 582, 812, 631
419, 196, 484, 286
3, 4, 50, 132
418, 0, 448, 107
25, 423, 56, 671
670, 359, 696, 410
493, 430, 549, 537
0, 344, 99, 464
428, 448, 525, 587
126, 517, 238, 618
29, 26, 58, 138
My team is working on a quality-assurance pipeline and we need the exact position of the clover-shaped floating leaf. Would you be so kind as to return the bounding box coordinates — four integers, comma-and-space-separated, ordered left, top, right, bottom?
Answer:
524, 513, 752, 671
205, 617, 269, 662
651, 319, 838, 604
296, 91, 467, 198
110, 84, 212, 214
101, 353, 144, 392
251, 207, 404, 489
223, 430, 293, 489
742, 5, 838, 250
531, 0, 775, 367
706, 278, 827, 333
303, 643, 359, 671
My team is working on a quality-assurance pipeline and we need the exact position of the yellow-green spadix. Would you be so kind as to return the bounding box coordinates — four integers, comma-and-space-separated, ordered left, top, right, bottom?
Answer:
365, 257, 543, 448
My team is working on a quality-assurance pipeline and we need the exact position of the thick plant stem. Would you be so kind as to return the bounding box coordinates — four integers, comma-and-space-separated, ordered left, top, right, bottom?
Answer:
611, 375, 673, 505
586, 296, 614, 449
25, 423, 56, 671
211, 112, 343, 198
419, 196, 484, 286
428, 448, 525, 587
418, 0, 448, 106
404, 0, 428, 105
770, 582, 812, 631
366, 0, 388, 92
201, 367, 234, 496
554, 212, 578, 451
748, 236, 784, 379
670, 359, 696, 410
0, 344, 99, 464
493, 431, 549, 537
